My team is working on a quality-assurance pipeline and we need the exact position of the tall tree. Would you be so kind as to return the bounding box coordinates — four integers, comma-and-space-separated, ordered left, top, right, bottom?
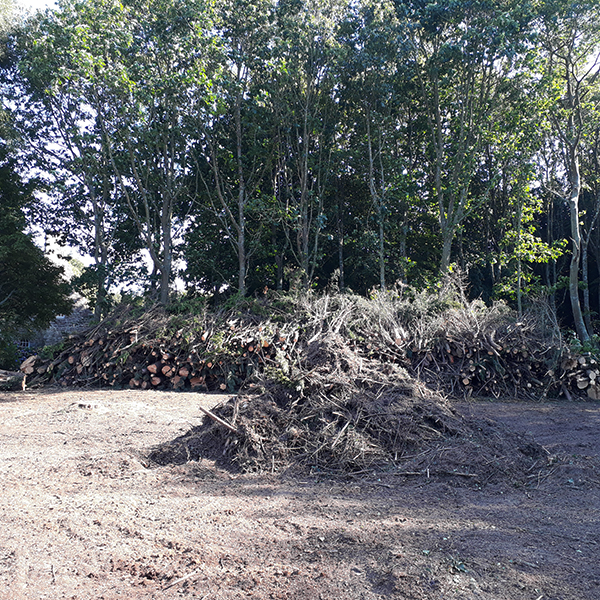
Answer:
403, 0, 533, 273
195, 0, 274, 296
17, 0, 214, 305
270, 0, 344, 286
538, 0, 600, 342
338, 0, 405, 290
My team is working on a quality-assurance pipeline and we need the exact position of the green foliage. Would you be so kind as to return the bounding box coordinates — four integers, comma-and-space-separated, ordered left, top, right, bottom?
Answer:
38, 341, 66, 361
0, 146, 73, 338
165, 295, 207, 316
0, 337, 18, 370
6, 0, 600, 340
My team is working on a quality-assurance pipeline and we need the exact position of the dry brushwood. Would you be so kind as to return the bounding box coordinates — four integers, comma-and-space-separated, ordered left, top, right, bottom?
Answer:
0, 369, 25, 391
149, 333, 547, 483
18, 291, 596, 401
405, 300, 576, 400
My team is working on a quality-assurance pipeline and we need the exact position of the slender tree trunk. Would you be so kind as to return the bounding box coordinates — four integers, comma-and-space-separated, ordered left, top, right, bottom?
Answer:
516, 200, 523, 318
160, 195, 172, 305
582, 240, 593, 334
567, 148, 590, 342
89, 184, 108, 318
235, 95, 247, 296
398, 222, 408, 283
581, 195, 600, 337
336, 198, 345, 290
378, 214, 385, 290
365, 108, 385, 290
440, 230, 453, 274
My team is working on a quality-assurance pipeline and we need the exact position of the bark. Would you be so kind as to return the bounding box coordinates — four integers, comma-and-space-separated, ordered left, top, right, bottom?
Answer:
567, 150, 590, 342
440, 231, 454, 275
336, 198, 345, 290
235, 94, 247, 296
365, 107, 385, 290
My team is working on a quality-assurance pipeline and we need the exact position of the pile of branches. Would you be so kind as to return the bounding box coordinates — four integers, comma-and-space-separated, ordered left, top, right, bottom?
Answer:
150, 333, 546, 481
0, 369, 25, 391
17, 287, 596, 401
405, 297, 599, 400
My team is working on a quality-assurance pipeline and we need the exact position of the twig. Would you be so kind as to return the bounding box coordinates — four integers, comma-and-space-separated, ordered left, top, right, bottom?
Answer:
198, 405, 238, 433
162, 568, 201, 591
331, 420, 350, 448
561, 384, 573, 402
439, 471, 478, 478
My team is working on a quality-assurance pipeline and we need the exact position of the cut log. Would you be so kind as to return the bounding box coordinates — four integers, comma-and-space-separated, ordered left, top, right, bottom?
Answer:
161, 364, 175, 377
20, 355, 38, 375
190, 376, 205, 388
147, 363, 161, 374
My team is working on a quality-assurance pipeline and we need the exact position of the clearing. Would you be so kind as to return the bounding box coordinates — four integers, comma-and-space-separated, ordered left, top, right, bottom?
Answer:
0, 389, 598, 599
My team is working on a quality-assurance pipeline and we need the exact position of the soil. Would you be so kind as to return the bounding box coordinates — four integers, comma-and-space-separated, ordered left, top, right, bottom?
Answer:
0, 388, 598, 600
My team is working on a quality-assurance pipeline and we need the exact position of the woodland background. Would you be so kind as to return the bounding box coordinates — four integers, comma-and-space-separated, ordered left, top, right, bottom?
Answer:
2, 0, 600, 365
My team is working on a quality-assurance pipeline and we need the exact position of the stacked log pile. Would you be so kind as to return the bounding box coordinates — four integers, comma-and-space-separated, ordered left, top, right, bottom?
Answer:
15, 294, 600, 401
407, 304, 596, 400
19, 304, 302, 392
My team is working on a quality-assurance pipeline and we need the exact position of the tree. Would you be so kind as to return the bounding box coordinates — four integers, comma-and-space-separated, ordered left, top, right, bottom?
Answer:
338, 0, 405, 290
195, 0, 274, 296
402, 0, 534, 274
17, 0, 214, 305
0, 145, 72, 366
269, 0, 344, 286
0, 0, 71, 367
538, 0, 600, 342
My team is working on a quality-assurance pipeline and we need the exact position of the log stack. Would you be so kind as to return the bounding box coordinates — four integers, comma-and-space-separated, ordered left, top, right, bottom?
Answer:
18, 306, 302, 393
13, 297, 600, 401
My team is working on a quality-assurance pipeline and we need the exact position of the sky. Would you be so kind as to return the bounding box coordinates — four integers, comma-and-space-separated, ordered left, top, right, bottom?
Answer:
17, 0, 56, 13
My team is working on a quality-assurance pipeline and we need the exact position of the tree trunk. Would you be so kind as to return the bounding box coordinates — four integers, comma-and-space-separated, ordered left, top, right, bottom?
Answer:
235, 94, 247, 296
440, 229, 453, 274
567, 150, 590, 342
365, 108, 385, 290
336, 199, 345, 290
582, 239, 593, 335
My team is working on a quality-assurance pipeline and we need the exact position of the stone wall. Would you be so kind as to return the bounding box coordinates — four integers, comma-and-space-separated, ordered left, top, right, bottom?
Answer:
22, 298, 94, 351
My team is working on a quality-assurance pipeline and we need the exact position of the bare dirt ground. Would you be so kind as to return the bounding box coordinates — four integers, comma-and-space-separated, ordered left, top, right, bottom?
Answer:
0, 388, 598, 600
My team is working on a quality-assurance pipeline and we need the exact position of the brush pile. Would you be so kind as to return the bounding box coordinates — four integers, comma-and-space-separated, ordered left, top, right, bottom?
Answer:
149, 332, 546, 481
17, 285, 596, 401
19, 287, 588, 479
0, 369, 25, 391
404, 297, 599, 401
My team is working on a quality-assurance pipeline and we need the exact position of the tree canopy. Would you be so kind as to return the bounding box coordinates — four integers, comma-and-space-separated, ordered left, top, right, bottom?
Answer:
2, 0, 600, 339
